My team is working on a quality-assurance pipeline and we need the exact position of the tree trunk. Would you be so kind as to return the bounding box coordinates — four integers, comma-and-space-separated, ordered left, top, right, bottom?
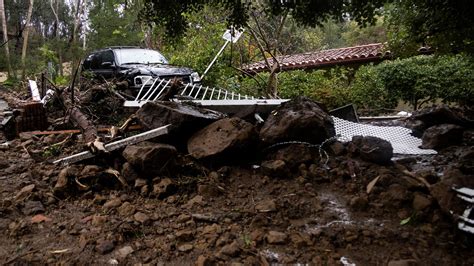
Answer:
21, 0, 34, 79
50, 0, 63, 76
0, 0, 12, 77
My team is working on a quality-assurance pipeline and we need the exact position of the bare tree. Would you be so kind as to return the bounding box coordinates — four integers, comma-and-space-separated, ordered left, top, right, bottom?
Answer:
21, 0, 34, 78
0, 0, 12, 77
50, 0, 63, 75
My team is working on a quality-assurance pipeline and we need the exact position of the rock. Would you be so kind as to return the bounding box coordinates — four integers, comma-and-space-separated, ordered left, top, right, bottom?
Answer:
31, 214, 52, 223
412, 194, 432, 211
122, 142, 177, 176
430, 167, 473, 214
121, 162, 139, 183
196, 255, 213, 266
255, 199, 277, 213
328, 141, 346, 156
14, 184, 35, 201
103, 198, 122, 209
136, 101, 225, 142
187, 117, 256, 160
176, 214, 192, 223
349, 195, 368, 211
134, 178, 147, 188
116, 246, 134, 259
175, 229, 194, 242
387, 259, 418, 266
118, 202, 136, 217
259, 97, 335, 145
198, 184, 221, 198
80, 165, 102, 177
410, 104, 472, 129
261, 160, 288, 178
421, 124, 464, 150
184, 195, 204, 208
219, 241, 240, 257
95, 239, 115, 254
22, 201, 44, 215
266, 231, 287, 244
152, 178, 176, 199
134, 212, 150, 224
351, 136, 393, 165
177, 243, 194, 252
54, 166, 80, 195
92, 215, 107, 226
269, 144, 315, 168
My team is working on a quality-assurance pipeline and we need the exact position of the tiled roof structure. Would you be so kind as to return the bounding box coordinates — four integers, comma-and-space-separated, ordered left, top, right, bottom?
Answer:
242, 43, 391, 74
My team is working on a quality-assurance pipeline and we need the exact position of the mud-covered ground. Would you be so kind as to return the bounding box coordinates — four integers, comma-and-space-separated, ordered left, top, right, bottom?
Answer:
1, 128, 473, 265
1, 87, 474, 265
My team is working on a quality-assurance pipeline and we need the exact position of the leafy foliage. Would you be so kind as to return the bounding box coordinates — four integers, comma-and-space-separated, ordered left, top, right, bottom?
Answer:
141, 0, 388, 40
385, 0, 474, 55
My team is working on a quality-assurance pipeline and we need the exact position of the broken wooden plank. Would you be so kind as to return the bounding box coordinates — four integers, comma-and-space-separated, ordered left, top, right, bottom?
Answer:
53, 124, 170, 166
26, 125, 142, 136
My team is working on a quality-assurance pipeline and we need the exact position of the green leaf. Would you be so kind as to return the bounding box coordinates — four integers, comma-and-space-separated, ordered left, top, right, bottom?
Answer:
400, 217, 411, 225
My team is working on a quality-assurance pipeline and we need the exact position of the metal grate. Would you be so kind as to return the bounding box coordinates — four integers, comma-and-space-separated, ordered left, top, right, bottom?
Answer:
332, 116, 437, 155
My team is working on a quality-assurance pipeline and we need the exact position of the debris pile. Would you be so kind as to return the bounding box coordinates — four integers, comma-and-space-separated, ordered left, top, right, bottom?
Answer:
0, 82, 473, 264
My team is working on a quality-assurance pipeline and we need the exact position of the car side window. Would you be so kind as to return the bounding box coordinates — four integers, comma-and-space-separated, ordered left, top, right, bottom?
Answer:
101, 50, 115, 65
90, 53, 102, 70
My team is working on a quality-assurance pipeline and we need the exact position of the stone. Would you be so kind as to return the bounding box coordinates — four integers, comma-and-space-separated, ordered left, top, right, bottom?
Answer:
176, 214, 192, 223
175, 229, 194, 242
122, 142, 177, 175
134, 212, 150, 224
196, 255, 213, 266
80, 165, 102, 177
351, 136, 393, 165
261, 160, 288, 178
134, 178, 147, 188
268, 144, 315, 168
118, 202, 136, 217
421, 124, 464, 150
255, 199, 277, 213
22, 201, 44, 215
266, 231, 287, 244
14, 184, 35, 201
387, 259, 418, 266
259, 97, 335, 145
328, 141, 346, 156
121, 162, 139, 183
430, 167, 474, 214
412, 194, 432, 211
54, 166, 80, 195
349, 195, 368, 211
103, 198, 122, 209
92, 215, 107, 226
136, 101, 225, 142
219, 241, 240, 257
116, 246, 134, 259
187, 117, 256, 160
177, 243, 194, 252
198, 184, 221, 198
410, 104, 472, 129
95, 239, 115, 254
152, 178, 176, 199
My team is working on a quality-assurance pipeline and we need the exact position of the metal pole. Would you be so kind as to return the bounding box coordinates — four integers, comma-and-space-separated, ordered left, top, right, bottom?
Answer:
201, 40, 230, 80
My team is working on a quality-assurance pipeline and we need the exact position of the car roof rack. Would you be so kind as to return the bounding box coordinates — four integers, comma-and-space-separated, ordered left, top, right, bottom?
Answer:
105, 46, 143, 49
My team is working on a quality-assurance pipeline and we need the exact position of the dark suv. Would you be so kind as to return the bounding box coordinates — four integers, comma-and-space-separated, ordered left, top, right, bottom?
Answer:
81, 46, 201, 88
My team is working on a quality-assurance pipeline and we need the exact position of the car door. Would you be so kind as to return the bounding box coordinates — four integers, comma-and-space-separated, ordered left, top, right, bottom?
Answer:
93, 50, 117, 79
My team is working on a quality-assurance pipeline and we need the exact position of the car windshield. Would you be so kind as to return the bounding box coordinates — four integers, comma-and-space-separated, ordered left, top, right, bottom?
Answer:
115, 49, 169, 65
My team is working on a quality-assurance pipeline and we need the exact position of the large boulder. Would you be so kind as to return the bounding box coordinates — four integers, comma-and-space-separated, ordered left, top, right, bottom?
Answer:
259, 97, 335, 145
421, 124, 464, 150
187, 117, 256, 160
136, 101, 226, 143
351, 136, 393, 165
122, 141, 177, 176
408, 105, 473, 130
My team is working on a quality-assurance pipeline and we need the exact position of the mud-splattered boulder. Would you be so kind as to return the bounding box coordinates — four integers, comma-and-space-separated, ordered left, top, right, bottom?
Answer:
122, 142, 177, 176
351, 136, 393, 165
136, 101, 226, 140
421, 124, 464, 150
259, 97, 335, 145
187, 117, 256, 160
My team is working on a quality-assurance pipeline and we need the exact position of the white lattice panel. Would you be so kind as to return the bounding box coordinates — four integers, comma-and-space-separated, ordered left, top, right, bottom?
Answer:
332, 116, 437, 155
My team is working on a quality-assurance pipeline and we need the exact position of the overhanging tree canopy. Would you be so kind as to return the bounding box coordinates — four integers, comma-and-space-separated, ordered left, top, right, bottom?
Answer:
140, 0, 388, 39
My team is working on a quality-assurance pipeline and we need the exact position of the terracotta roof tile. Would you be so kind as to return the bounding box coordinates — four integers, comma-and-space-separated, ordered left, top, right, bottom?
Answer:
242, 43, 392, 74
